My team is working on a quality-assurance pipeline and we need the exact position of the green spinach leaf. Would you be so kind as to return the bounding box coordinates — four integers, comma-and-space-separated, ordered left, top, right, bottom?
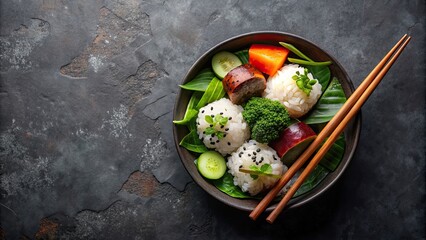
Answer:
319, 134, 346, 171
173, 91, 202, 125
180, 68, 215, 91
294, 165, 329, 198
234, 49, 249, 64
179, 130, 208, 153
303, 77, 346, 124
306, 65, 331, 92
196, 77, 226, 109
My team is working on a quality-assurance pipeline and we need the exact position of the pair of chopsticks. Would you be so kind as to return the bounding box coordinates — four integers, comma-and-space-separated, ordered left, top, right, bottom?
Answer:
250, 34, 412, 223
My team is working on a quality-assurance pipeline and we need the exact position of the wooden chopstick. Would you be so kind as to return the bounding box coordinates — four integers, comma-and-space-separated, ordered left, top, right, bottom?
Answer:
249, 34, 411, 221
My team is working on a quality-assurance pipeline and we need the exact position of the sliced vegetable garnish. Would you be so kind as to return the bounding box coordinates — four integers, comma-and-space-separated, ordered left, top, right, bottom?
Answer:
180, 68, 215, 91
292, 68, 317, 96
204, 114, 228, 139
197, 151, 227, 180
319, 134, 345, 171
249, 44, 289, 76
211, 51, 242, 79
173, 91, 203, 125
303, 77, 346, 124
279, 42, 313, 62
196, 77, 226, 109
234, 49, 249, 64
179, 130, 208, 153
288, 58, 332, 66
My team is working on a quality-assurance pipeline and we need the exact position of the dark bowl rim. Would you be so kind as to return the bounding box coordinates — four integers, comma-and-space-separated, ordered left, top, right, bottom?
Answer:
173, 31, 361, 212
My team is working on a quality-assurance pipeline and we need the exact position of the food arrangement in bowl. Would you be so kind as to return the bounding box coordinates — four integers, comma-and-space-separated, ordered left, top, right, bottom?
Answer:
173, 32, 361, 211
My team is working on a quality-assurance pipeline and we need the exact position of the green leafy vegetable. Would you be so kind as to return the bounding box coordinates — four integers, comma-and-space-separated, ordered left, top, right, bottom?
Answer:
294, 165, 329, 197
173, 91, 202, 125
243, 97, 291, 143
319, 134, 346, 171
179, 130, 208, 153
204, 114, 229, 140
306, 65, 331, 92
213, 172, 252, 198
292, 68, 317, 96
303, 77, 346, 124
196, 77, 226, 109
180, 68, 215, 91
234, 49, 249, 64
288, 58, 332, 66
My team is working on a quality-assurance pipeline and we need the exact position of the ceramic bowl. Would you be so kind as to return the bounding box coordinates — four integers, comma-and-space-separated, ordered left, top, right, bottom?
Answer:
173, 31, 361, 212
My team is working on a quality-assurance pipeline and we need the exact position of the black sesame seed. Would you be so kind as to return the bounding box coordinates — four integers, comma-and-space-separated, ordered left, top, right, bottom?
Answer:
210, 124, 213, 127
211, 114, 214, 118
211, 107, 213, 110
227, 142, 231, 146
253, 152, 257, 155
256, 148, 261, 152
223, 134, 227, 138
201, 110, 205, 113
252, 156, 256, 160
225, 128, 229, 131
211, 133, 215, 137
220, 112, 223, 115
253, 159, 256, 162
240, 152, 243, 155
256, 162, 259, 165
273, 156, 277, 160
209, 137, 212, 141
210, 142, 215, 145
259, 160, 263, 163
197, 122, 200, 125
243, 147, 246, 150
229, 117, 233, 120
239, 165, 243, 168
216, 140, 220, 143
248, 154, 251, 157
221, 125, 224, 128
203, 131, 206, 134
261, 157, 264, 161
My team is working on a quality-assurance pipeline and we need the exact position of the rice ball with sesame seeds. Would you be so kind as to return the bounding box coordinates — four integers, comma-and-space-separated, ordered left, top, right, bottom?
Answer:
227, 140, 287, 196
196, 98, 250, 156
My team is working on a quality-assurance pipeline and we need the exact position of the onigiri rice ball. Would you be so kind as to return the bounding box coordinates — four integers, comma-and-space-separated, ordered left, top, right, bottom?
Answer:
263, 64, 322, 118
196, 98, 250, 156
227, 140, 287, 196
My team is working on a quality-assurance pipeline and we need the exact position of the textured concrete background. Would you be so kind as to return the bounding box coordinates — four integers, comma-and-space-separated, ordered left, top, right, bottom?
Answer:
0, 0, 424, 239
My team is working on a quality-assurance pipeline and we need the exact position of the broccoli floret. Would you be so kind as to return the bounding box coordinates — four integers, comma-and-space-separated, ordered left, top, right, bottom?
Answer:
242, 97, 290, 143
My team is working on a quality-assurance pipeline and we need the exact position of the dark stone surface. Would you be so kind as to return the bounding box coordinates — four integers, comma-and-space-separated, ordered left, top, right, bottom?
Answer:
0, 0, 424, 239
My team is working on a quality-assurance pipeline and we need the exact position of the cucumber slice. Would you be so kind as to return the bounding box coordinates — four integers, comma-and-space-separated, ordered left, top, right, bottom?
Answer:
211, 51, 242, 79
197, 151, 227, 179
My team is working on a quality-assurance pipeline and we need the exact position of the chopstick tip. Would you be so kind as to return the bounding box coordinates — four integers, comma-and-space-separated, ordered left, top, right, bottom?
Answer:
266, 217, 275, 224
